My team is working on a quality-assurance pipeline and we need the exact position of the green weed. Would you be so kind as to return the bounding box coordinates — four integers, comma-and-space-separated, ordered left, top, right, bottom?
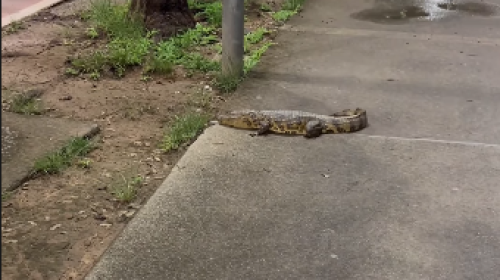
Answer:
34, 137, 95, 174
189, 0, 223, 27
71, 0, 152, 78
77, 158, 92, 168
244, 28, 268, 52
202, 1, 223, 27
110, 174, 143, 203
272, 0, 305, 23
10, 92, 43, 115
86, 27, 99, 39
88, 0, 144, 39
282, 0, 304, 11
260, 3, 273, 12
2, 192, 12, 201
2, 21, 25, 35
272, 10, 296, 22
213, 73, 242, 94
161, 112, 210, 152
244, 42, 272, 74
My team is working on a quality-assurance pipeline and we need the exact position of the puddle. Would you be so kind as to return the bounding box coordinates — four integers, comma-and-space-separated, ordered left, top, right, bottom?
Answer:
351, 1, 499, 24
351, 6, 430, 24
436, 2, 499, 16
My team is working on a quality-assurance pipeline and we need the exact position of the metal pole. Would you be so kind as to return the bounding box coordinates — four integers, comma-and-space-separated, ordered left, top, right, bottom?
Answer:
221, 0, 244, 78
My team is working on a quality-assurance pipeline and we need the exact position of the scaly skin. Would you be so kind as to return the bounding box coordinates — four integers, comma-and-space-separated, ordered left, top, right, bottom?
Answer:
217, 108, 368, 138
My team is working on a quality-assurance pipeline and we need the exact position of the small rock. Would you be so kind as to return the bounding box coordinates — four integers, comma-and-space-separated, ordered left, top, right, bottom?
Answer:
64, 213, 74, 220
133, 141, 143, 147
93, 213, 107, 221
28, 221, 37, 226
124, 210, 136, 218
50, 224, 62, 231
3, 239, 18, 244
321, 174, 331, 178
99, 223, 112, 228
2, 228, 13, 233
128, 203, 141, 209
59, 95, 73, 101
83, 239, 92, 247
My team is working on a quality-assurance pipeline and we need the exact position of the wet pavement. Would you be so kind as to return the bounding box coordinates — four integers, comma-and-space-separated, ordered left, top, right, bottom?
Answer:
352, 0, 499, 24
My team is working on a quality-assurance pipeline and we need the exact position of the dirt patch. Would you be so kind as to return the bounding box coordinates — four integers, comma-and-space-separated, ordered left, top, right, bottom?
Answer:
1, 0, 300, 279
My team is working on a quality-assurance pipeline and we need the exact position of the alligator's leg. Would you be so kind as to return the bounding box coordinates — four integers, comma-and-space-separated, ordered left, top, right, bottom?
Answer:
304, 120, 323, 138
257, 121, 271, 135
251, 121, 271, 137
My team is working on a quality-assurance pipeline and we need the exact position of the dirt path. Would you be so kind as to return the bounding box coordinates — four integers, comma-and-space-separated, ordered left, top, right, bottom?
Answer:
1, 0, 295, 279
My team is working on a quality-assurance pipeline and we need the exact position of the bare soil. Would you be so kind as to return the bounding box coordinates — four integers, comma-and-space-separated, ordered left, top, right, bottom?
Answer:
1, 0, 287, 279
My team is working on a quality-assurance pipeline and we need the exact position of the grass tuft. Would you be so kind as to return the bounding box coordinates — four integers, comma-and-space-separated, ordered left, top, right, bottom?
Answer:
272, 0, 305, 23
161, 112, 210, 152
10, 94, 43, 115
110, 174, 143, 203
34, 137, 96, 174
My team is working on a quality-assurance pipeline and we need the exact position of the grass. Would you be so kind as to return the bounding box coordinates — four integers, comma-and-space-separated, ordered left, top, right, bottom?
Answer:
69, 0, 277, 83
244, 42, 272, 74
34, 137, 96, 174
161, 112, 210, 152
214, 74, 243, 94
272, 0, 305, 23
109, 174, 143, 203
2, 21, 26, 35
67, 0, 151, 78
214, 28, 272, 93
77, 158, 92, 169
148, 23, 221, 75
2, 192, 12, 201
9, 94, 43, 115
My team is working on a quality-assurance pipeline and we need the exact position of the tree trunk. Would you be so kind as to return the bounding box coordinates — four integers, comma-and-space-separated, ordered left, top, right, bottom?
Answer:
130, 0, 196, 38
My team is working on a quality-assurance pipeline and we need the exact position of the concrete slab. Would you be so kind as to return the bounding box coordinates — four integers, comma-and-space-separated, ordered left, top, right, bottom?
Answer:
1, 112, 99, 191
86, 125, 500, 280
228, 25, 500, 144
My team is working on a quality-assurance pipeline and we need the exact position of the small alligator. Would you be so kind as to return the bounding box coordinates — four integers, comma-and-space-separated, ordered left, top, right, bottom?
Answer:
216, 108, 368, 138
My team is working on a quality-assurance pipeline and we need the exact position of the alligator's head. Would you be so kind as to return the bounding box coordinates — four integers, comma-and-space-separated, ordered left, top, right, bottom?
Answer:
217, 110, 261, 129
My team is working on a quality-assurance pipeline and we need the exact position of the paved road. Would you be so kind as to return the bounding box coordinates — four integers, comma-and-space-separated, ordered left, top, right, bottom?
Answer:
2, 0, 64, 27
86, 0, 500, 279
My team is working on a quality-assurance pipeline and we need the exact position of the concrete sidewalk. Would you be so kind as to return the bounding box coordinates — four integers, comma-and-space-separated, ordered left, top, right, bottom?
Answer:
86, 0, 500, 279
